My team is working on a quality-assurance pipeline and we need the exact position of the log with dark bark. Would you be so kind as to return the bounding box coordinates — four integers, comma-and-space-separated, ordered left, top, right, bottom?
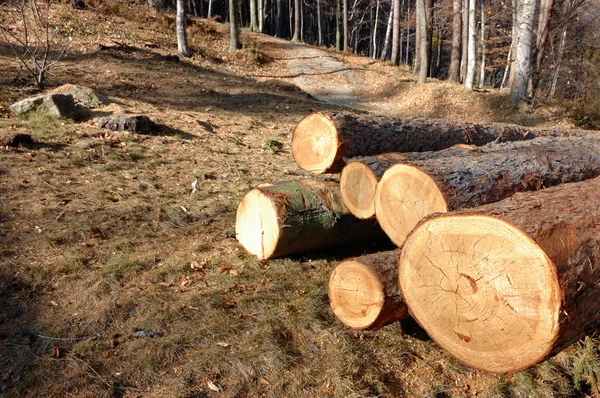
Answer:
329, 249, 408, 330
398, 176, 600, 374
291, 111, 597, 174
374, 136, 600, 246
340, 144, 477, 219
235, 179, 384, 260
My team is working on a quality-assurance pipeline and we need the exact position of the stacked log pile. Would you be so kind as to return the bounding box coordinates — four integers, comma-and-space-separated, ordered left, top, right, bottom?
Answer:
235, 111, 600, 374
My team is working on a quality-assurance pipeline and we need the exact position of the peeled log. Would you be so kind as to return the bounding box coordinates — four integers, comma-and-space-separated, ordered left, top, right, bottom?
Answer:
235, 179, 384, 260
329, 249, 407, 330
291, 111, 596, 174
340, 144, 477, 219
398, 176, 600, 374
374, 136, 600, 246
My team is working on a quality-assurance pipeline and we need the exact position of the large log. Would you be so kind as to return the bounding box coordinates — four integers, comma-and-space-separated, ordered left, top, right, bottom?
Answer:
340, 144, 477, 219
329, 249, 407, 330
235, 179, 384, 260
398, 176, 600, 374
374, 136, 600, 246
291, 111, 595, 174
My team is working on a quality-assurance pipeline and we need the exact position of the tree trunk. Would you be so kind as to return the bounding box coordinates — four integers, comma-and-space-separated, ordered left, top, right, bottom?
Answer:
549, 22, 567, 99
249, 0, 257, 31
477, 0, 485, 88
460, 0, 468, 82
292, 0, 300, 40
416, 0, 428, 83
531, 0, 553, 96
343, 0, 348, 51
177, 0, 191, 57
505, 0, 518, 89
399, 176, 600, 374
229, 0, 241, 51
293, 111, 598, 174
336, 0, 342, 50
380, 0, 394, 60
207, 0, 212, 18
464, 0, 476, 89
340, 144, 478, 219
235, 179, 384, 260
317, 0, 323, 46
500, 45, 512, 89
509, 0, 536, 103
372, 0, 380, 58
258, 0, 264, 32
375, 135, 600, 247
405, 1, 410, 64
329, 249, 408, 330
276, 0, 285, 37
390, 0, 401, 64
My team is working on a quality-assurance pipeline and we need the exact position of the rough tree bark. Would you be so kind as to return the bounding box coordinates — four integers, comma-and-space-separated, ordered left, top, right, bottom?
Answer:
399, 176, 600, 374
343, 0, 348, 50
235, 180, 384, 260
477, 0, 485, 88
292, 111, 598, 174
460, 0, 468, 82
329, 249, 408, 330
176, 0, 191, 57
509, 0, 537, 103
375, 135, 600, 247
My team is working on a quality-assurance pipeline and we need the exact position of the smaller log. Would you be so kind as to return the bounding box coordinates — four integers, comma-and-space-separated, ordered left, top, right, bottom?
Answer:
340, 144, 477, 219
374, 136, 600, 246
329, 249, 408, 330
398, 176, 600, 374
235, 179, 384, 260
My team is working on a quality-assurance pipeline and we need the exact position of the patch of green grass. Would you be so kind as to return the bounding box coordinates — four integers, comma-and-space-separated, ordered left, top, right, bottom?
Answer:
101, 255, 146, 281
569, 337, 600, 395
107, 149, 145, 162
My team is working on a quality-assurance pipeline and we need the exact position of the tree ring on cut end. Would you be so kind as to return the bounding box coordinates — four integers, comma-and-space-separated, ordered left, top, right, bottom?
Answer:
398, 215, 561, 374
292, 113, 338, 174
235, 189, 279, 260
340, 161, 378, 219
329, 260, 385, 329
375, 164, 448, 247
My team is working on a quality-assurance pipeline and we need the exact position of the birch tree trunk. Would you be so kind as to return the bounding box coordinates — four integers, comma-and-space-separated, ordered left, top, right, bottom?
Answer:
390, 0, 401, 64
505, 0, 518, 89
292, 0, 300, 41
258, 0, 264, 32
317, 0, 323, 45
448, 0, 461, 82
464, 0, 476, 89
380, 0, 394, 60
249, 0, 257, 31
207, 0, 212, 18
460, 0, 468, 82
176, 0, 191, 57
509, 0, 537, 103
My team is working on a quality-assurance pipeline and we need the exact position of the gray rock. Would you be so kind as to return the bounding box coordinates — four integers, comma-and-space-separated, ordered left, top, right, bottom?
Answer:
50, 84, 109, 109
98, 115, 157, 134
9, 94, 76, 118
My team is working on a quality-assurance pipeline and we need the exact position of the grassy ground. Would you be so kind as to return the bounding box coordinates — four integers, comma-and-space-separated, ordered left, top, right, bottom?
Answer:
1, 2, 600, 397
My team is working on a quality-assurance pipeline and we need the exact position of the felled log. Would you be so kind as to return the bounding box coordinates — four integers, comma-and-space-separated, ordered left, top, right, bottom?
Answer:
235, 179, 384, 260
291, 111, 595, 174
340, 144, 477, 219
329, 249, 407, 330
374, 136, 600, 246
398, 176, 600, 374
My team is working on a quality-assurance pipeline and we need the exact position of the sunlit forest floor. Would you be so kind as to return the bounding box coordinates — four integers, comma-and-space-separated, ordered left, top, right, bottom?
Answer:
0, 3, 598, 397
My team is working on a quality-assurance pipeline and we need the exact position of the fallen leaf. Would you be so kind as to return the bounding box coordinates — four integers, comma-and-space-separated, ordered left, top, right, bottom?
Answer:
50, 300, 59, 306
258, 376, 270, 385
207, 380, 222, 392
229, 269, 239, 277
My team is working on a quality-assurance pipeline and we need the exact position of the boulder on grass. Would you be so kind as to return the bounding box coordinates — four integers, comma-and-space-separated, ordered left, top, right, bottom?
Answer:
50, 84, 109, 109
9, 94, 76, 119
98, 115, 157, 134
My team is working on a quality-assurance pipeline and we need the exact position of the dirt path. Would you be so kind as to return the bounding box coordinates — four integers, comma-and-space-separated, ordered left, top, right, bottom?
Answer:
283, 42, 391, 113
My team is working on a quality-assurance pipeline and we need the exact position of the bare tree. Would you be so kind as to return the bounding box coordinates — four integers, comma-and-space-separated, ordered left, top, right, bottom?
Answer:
336, 0, 342, 50
416, 0, 428, 83
509, 0, 537, 103
229, 0, 241, 51
464, 0, 476, 89
317, 0, 323, 45
380, 0, 394, 60
176, 0, 191, 57
0, 0, 76, 89
448, 0, 462, 82
343, 0, 349, 50
477, 0, 485, 88
292, 0, 301, 40
460, 0, 468, 81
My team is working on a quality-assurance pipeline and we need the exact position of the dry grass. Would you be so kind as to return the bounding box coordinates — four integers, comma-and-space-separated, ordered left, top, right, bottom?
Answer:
1, 2, 600, 397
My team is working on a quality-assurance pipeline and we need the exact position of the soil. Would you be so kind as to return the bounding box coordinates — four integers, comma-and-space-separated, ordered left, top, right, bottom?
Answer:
0, 3, 591, 397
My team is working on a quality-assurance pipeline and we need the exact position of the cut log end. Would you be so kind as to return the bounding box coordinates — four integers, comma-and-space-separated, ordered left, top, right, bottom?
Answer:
235, 188, 279, 260
375, 164, 448, 246
292, 113, 339, 174
398, 215, 561, 374
340, 161, 378, 219
329, 260, 386, 329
